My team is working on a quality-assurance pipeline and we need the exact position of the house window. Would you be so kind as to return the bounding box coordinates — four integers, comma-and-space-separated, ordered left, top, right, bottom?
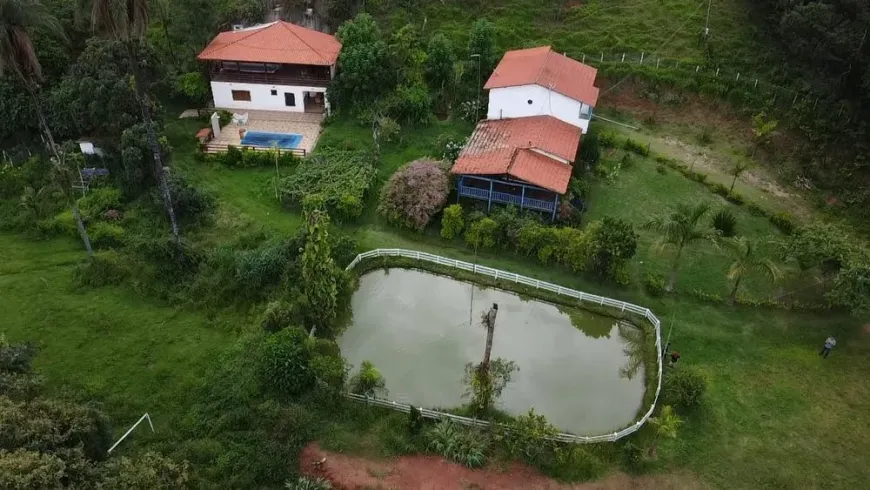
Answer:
579, 105, 592, 120
284, 93, 296, 107
232, 90, 251, 102
271, 89, 277, 96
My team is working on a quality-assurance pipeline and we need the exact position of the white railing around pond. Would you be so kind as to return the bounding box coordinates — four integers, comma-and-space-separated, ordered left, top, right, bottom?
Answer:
344, 249, 663, 443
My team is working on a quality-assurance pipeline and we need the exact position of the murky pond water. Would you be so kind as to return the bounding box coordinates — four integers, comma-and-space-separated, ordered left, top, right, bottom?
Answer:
339, 269, 646, 435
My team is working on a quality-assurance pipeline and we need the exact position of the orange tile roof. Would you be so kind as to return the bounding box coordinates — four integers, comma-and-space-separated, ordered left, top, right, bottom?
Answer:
198, 21, 341, 66
484, 46, 600, 107
450, 116, 580, 194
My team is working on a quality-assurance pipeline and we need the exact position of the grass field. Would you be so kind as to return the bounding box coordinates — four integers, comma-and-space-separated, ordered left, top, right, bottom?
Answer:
4, 110, 870, 488
373, 0, 772, 71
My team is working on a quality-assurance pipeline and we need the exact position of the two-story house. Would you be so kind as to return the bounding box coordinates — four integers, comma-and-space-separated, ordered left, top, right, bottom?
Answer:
451, 46, 600, 219
197, 21, 341, 114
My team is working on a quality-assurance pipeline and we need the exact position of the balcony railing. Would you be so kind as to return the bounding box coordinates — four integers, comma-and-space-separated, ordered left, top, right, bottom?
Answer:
210, 70, 330, 87
458, 182, 557, 213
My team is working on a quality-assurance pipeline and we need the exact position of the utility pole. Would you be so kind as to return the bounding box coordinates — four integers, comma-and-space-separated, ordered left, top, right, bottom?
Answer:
471, 53, 482, 121
704, 0, 713, 38
481, 303, 498, 370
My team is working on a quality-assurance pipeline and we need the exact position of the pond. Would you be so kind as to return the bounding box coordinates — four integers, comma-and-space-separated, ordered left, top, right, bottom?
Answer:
338, 268, 647, 435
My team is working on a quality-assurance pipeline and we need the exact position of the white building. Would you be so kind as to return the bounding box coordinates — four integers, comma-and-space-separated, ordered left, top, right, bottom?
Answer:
197, 21, 341, 114
484, 46, 599, 134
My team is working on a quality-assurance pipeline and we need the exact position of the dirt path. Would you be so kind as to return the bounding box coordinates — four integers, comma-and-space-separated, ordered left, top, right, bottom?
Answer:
299, 443, 706, 489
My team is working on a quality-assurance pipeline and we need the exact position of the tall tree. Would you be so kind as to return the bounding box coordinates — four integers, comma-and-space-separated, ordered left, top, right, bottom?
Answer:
89, 0, 181, 248
425, 33, 455, 99
644, 202, 720, 291
300, 202, 339, 335
0, 0, 93, 259
723, 236, 782, 303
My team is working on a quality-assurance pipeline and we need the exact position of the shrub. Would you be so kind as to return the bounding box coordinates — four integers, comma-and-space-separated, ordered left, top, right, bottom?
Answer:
386, 83, 432, 124
577, 129, 601, 169
0, 335, 37, 374
376, 116, 400, 143
586, 217, 638, 281
279, 149, 376, 222
378, 159, 449, 231
334, 193, 363, 223
286, 476, 333, 490
708, 182, 729, 197
88, 221, 125, 248
495, 409, 558, 466
73, 250, 130, 287
623, 138, 650, 156
712, 209, 738, 237
656, 162, 667, 174
256, 328, 315, 398
598, 131, 618, 148
78, 187, 122, 219
159, 174, 215, 224
664, 365, 708, 410
348, 360, 387, 397
261, 301, 294, 332
424, 420, 487, 468
210, 147, 300, 168
440, 204, 464, 239
770, 212, 795, 235
747, 202, 767, 216
643, 273, 667, 296
543, 444, 606, 482
621, 153, 634, 168
725, 192, 745, 205
688, 171, 707, 183
464, 217, 499, 252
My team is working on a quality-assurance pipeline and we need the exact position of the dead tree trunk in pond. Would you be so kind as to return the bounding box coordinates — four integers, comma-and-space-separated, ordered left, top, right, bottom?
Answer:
480, 303, 498, 376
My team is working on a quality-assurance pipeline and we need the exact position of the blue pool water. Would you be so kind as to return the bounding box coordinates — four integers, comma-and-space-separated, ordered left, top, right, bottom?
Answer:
241, 131, 302, 149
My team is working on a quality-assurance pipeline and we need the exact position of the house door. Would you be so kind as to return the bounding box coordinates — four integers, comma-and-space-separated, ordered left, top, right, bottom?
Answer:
284, 93, 296, 107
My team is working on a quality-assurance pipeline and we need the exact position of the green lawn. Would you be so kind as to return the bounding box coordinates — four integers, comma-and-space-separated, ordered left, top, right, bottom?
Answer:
5, 113, 870, 488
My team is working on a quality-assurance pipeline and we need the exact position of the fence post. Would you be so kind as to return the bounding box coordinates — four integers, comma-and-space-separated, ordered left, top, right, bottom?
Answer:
735, 72, 740, 81
640, 52, 644, 64
792, 94, 798, 106
754, 79, 758, 89
601, 52, 604, 63
621, 53, 625, 63
582, 53, 586, 63
656, 58, 660, 69
695, 65, 700, 73
715, 67, 720, 77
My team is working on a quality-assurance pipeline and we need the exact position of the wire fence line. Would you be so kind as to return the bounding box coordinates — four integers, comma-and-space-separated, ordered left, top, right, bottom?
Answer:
568, 49, 854, 120
344, 248, 663, 444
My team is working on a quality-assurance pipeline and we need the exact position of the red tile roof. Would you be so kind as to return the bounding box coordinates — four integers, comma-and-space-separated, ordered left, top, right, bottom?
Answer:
450, 116, 581, 194
197, 21, 341, 66
484, 46, 600, 107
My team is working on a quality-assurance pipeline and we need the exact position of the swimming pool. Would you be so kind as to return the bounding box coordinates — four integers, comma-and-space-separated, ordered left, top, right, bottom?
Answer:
240, 131, 302, 149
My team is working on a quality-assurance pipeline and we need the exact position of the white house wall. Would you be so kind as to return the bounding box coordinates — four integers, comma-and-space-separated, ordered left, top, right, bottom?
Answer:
487, 85, 592, 133
211, 81, 327, 113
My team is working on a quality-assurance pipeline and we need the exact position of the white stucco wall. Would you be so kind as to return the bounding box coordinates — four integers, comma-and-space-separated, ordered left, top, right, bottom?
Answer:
211, 81, 327, 112
487, 85, 593, 133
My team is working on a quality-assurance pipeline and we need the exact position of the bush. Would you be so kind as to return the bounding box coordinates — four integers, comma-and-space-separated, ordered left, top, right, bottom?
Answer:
209, 147, 300, 168
725, 192, 745, 205
642, 273, 667, 296
440, 204, 464, 239
88, 221, 125, 248
623, 138, 650, 156
424, 420, 487, 468
257, 328, 315, 398
598, 131, 618, 148
495, 409, 557, 466
586, 217, 638, 281
386, 83, 432, 124
577, 129, 601, 169
159, 174, 215, 224
542, 444, 606, 482
708, 182, 729, 197
348, 360, 387, 398
73, 250, 129, 287
770, 212, 795, 235
286, 476, 333, 490
78, 187, 122, 219
464, 217, 498, 252
378, 159, 449, 231
376, 116, 400, 143
261, 301, 294, 332
747, 202, 767, 216
656, 162, 667, 174
688, 171, 707, 183
279, 148, 376, 222
664, 365, 708, 410
712, 209, 738, 237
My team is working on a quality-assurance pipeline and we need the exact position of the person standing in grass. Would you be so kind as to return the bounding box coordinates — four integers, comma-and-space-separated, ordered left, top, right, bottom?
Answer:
819, 336, 837, 359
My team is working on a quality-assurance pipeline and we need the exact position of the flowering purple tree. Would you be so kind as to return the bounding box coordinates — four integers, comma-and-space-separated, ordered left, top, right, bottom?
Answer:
378, 159, 449, 231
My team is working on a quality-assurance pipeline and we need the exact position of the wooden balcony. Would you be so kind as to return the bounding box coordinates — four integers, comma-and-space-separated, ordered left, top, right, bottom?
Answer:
457, 175, 560, 218
209, 62, 331, 87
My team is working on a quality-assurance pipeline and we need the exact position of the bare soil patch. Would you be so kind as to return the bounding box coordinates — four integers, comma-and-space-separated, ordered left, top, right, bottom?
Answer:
299, 442, 706, 489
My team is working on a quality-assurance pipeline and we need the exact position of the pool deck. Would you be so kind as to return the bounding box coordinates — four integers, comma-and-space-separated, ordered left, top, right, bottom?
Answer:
210, 110, 324, 154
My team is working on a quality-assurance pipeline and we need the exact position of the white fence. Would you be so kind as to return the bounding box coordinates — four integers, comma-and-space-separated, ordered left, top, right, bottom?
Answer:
345, 248, 663, 443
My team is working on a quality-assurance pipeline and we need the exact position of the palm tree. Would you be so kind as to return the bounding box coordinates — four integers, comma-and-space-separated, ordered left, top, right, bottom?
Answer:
1, 0, 93, 258
728, 160, 751, 195
723, 236, 782, 303
644, 202, 720, 292
648, 405, 681, 458
89, 0, 181, 249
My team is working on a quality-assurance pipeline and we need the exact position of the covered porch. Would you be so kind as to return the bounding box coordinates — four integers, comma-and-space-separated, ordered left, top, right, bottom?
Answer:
457, 175, 560, 219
